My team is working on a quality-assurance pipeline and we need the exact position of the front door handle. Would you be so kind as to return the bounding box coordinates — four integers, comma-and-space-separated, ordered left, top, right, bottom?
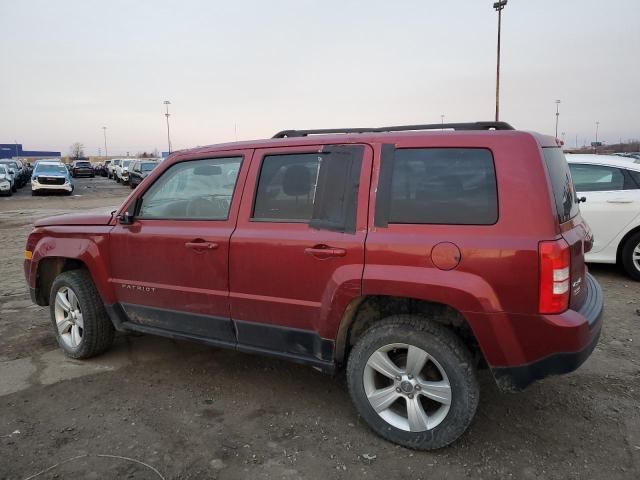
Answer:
185, 241, 219, 251
304, 245, 347, 259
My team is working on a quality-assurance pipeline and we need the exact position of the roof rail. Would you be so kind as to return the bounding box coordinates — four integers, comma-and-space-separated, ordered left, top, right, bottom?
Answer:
272, 121, 515, 138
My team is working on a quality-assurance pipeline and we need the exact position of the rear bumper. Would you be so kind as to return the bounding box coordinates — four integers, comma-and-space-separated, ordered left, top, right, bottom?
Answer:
489, 273, 604, 391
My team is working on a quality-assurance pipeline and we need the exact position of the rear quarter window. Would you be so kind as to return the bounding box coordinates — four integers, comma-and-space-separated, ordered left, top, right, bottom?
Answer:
543, 148, 579, 224
387, 148, 498, 225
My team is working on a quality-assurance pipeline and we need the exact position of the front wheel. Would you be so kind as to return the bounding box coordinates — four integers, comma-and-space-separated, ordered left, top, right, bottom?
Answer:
621, 231, 640, 281
347, 315, 479, 450
49, 270, 115, 359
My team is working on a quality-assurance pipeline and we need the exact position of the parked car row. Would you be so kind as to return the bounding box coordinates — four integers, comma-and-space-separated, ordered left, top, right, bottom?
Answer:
0, 158, 33, 195
106, 158, 160, 187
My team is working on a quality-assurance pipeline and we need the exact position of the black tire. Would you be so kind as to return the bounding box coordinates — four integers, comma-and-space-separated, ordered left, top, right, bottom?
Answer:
347, 315, 479, 450
12, 184, 17, 192
31, 190, 37, 196
621, 231, 640, 281
48, 270, 115, 359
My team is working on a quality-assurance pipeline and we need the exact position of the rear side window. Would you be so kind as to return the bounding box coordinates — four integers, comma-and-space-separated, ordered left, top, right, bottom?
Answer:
252, 146, 363, 232
569, 163, 625, 191
543, 148, 579, 224
387, 148, 498, 225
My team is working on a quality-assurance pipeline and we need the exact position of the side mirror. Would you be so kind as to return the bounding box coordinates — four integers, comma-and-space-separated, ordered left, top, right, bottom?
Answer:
119, 212, 134, 225
578, 196, 587, 204
118, 197, 141, 225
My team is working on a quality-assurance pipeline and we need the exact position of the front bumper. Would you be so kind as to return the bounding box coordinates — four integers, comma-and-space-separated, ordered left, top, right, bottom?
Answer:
32, 183, 73, 192
492, 273, 604, 390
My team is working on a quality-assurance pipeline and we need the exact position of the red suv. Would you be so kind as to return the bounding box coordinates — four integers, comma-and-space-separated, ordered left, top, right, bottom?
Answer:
24, 122, 603, 449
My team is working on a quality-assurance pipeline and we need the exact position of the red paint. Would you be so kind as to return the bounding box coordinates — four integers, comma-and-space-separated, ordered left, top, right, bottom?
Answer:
24, 130, 600, 372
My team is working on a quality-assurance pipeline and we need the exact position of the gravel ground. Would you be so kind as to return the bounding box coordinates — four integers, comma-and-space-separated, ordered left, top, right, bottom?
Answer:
0, 177, 638, 480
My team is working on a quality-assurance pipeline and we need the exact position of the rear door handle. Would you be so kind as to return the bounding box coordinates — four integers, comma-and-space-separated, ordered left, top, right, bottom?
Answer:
185, 241, 219, 251
304, 246, 347, 259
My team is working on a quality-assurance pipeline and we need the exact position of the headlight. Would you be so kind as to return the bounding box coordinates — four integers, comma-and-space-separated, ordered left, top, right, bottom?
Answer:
32, 176, 39, 182
0, 179, 9, 186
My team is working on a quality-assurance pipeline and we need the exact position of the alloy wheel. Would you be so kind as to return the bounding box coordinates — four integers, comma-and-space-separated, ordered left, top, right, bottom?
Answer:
53, 286, 84, 349
363, 343, 451, 432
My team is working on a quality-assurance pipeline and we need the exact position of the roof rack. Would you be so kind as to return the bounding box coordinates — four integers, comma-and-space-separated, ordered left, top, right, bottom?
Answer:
272, 121, 515, 138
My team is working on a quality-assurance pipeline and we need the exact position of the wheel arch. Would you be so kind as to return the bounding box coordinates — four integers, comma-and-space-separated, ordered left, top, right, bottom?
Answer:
616, 224, 640, 263
34, 257, 89, 306
334, 295, 486, 369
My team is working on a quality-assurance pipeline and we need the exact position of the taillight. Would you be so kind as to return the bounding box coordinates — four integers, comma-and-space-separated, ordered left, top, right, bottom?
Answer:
538, 239, 570, 314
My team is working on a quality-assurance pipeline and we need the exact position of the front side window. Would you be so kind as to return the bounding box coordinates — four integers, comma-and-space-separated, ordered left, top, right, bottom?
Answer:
387, 148, 498, 225
569, 163, 625, 192
138, 157, 242, 220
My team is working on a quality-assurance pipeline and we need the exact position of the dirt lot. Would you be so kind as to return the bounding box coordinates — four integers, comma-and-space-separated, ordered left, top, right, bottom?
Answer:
0, 177, 638, 480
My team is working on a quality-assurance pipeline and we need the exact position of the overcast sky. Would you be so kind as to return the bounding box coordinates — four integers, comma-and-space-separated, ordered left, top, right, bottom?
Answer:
1, 0, 639, 155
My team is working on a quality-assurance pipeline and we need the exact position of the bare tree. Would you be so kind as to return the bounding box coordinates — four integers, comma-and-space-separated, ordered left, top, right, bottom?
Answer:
69, 142, 85, 159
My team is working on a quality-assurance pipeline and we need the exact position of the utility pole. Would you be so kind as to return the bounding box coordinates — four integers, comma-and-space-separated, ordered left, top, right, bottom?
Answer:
554, 100, 561, 138
595, 121, 600, 143
493, 0, 508, 122
164, 100, 172, 153
102, 126, 108, 157
440, 114, 445, 129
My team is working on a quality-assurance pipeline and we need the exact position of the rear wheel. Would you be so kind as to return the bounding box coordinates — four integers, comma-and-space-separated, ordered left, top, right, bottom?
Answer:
49, 270, 115, 359
621, 231, 640, 281
347, 315, 479, 450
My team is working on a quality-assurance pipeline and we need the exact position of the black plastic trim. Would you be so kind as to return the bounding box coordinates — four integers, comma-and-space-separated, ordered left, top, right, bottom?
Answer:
374, 144, 395, 227
119, 303, 236, 342
273, 121, 515, 138
104, 304, 336, 372
234, 319, 334, 363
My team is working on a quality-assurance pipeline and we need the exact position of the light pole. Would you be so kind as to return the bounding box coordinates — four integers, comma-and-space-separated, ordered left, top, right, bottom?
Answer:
493, 0, 508, 122
102, 126, 108, 157
164, 100, 172, 153
441, 114, 445, 130
554, 100, 561, 138
595, 121, 600, 148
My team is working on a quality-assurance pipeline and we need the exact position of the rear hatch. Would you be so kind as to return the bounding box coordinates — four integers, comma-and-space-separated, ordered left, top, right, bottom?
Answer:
542, 147, 589, 310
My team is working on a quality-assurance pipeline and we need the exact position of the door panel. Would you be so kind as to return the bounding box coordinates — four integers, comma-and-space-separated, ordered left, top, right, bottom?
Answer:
577, 190, 639, 253
109, 150, 251, 341
229, 144, 372, 356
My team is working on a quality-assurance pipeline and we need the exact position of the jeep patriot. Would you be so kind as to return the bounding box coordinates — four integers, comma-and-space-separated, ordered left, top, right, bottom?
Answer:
24, 121, 604, 449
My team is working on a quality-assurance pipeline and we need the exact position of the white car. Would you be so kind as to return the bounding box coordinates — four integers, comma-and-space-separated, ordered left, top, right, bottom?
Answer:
114, 159, 132, 183
0, 164, 14, 196
108, 159, 122, 179
567, 154, 640, 280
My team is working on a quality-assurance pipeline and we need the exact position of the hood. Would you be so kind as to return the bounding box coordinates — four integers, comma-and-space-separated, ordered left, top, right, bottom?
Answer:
34, 210, 115, 227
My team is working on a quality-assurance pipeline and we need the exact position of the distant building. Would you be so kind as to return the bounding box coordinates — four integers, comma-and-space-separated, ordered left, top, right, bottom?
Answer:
0, 143, 61, 160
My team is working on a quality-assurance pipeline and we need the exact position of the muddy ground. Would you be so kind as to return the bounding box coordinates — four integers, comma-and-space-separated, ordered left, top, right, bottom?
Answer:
0, 177, 638, 479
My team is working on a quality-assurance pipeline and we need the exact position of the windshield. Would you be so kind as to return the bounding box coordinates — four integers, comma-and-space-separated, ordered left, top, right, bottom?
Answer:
35, 164, 68, 176
76, 161, 91, 167
141, 162, 157, 172
122, 160, 131, 167
0, 165, 7, 177
0, 161, 18, 170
